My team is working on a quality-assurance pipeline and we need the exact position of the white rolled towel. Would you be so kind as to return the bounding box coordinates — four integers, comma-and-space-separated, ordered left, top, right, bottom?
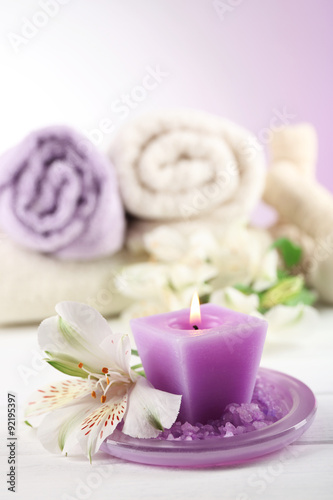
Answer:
0, 235, 136, 326
111, 110, 265, 224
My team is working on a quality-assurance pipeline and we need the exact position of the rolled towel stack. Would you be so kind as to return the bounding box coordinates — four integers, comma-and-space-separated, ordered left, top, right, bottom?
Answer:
0, 126, 130, 325
111, 110, 266, 237
0, 111, 268, 325
0, 126, 125, 259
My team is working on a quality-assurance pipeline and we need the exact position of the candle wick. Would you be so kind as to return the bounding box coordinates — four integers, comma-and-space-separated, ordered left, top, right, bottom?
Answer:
193, 325, 198, 330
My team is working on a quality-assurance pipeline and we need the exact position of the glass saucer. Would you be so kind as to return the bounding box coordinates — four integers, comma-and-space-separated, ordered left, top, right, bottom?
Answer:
101, 368, 316, 467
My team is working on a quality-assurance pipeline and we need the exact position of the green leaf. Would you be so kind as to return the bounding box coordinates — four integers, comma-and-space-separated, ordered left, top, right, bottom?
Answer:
277, 268, 290, 280
199, 294, 210, 304
131, 349, 139, 357
234, 283, 256, 295
259, 275, 304, 311
24, 420, 32, 427
284, 288, 317, 306
271, 238, 302, 268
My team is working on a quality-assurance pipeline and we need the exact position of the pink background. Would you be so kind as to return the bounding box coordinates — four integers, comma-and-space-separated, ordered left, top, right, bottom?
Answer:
1, 0, 332, 201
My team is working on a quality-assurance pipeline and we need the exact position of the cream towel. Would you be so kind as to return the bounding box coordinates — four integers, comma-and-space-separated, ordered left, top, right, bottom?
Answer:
111, 110, 265, 225
0, 235, 136, 326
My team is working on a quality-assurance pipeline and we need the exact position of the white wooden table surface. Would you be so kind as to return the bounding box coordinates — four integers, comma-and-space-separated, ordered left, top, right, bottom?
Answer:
1, 308, 332, 500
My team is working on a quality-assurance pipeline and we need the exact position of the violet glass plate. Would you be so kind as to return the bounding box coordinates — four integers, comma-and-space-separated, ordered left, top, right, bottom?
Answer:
101, 368, 316, 467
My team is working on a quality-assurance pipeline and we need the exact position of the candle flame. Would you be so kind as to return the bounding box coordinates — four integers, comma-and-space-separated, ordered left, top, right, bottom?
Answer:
190, 292, 201, 327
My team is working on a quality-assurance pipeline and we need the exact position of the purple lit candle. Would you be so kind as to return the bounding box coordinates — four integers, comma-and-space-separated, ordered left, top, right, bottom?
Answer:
131, 294, 268, 424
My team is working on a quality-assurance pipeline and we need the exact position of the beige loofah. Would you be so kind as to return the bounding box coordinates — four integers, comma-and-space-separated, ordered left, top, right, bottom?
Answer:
264, 161, 333, 240
308, 252, 333, 303
270, 123, 317, 178
264, 124, 333, 304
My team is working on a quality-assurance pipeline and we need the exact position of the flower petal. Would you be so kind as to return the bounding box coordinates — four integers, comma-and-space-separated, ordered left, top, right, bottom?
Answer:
25, 379, 91, 419
55, 301, 112, 346
115, 263, 168, 299
169, 263, 217, 291
143, 225, 187, 262
38, 316, 71, 356
265, 304, 319, 341
252, 249, 279, 292
210, 287, 259, 314
122, 377, 181, 439
38, 303, 116, 372
38, 316, 105, 374
37, 402, 91, 455
99, 333, 131, 376
45, 352, 97, 378
78, 394, 128, 462
188, 229, 220, 260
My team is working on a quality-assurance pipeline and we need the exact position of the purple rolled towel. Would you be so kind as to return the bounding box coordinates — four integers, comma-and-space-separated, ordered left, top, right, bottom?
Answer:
0, 126, 125, 259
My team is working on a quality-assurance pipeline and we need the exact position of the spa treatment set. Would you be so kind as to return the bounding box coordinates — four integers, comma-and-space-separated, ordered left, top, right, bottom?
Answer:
0, 110, 322, 465
24, 296, 315, 466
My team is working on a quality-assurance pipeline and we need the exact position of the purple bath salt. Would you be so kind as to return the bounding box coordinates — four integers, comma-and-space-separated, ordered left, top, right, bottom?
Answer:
157, 375, 288, 441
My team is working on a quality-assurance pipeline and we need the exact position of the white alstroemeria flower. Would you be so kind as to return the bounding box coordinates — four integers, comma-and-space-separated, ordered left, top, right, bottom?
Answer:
252, 249, 279, 292
210, 287, 259, 314
25, 302, 181, 462
264, 304, 319, 342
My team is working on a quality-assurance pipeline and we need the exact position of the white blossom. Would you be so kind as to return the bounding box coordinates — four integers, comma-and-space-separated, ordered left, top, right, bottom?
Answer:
26, 302, 181, 462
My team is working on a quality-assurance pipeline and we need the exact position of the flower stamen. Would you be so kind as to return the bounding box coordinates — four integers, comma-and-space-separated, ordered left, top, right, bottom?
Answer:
96, 379, 107, 392
76, 362, 131, 402
78, 363, 96, 377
